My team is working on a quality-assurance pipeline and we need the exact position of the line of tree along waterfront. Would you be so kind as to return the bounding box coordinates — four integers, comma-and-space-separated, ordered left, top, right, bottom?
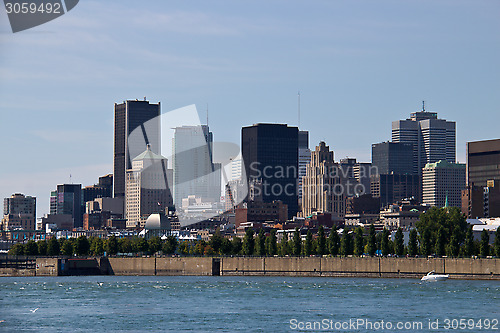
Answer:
8, 208, 500, 258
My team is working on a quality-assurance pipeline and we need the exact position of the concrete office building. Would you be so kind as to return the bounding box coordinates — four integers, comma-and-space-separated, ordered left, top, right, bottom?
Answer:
172, 125, 221, 208
302, 142, 345, 218
114, 99, 161, 198
125, 145, 173, 228
422, 160, 466, 208
392, 106, 456, 175
83, 174, 113, 203
2, 193, 36, 231
339, 158, 372, 196
242, 123, 299, 218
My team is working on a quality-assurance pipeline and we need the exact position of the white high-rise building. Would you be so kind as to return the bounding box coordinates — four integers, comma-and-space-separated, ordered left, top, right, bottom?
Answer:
125, 145, 172, 228
422, 160, 466, 208
172, 125, 221, 208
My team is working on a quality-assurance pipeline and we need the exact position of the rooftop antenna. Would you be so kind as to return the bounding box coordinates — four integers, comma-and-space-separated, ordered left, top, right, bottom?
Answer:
206, 104, 209, 126
69, 174, 72, 184
422, 100, 425, 112
298, 91, 301, 128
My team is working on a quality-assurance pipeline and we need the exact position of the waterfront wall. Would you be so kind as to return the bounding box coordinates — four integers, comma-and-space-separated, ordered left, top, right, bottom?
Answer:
1, 257, 500, 279
221, 257, 500, 280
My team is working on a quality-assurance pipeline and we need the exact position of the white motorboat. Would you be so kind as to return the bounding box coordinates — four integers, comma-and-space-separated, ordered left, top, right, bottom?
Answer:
421, 270, 449, 282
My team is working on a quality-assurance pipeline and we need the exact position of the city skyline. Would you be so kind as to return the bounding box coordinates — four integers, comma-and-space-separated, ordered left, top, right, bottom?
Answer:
1, 0, 499, 217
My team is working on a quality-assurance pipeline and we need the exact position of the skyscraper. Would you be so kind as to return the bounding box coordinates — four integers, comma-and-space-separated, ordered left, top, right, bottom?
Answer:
172, 125, 221, 208
422, 160, 466, 208
125, 145, 173, 228
392, 106, 456, 175
114, 99, 161, 198
242, 123, 299, 218
298, 130, 311, 201
55, 184, 83, 228
463, 139, 500, 218
2, 193, 36, 231
302, 142, 344, 218
372, 141, 414, 175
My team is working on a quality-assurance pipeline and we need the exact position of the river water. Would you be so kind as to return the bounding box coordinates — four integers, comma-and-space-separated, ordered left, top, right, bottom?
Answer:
0, 276, 499, 332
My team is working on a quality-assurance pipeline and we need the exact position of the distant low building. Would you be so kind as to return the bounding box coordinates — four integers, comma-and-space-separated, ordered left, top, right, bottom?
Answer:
2, 193, 36, 231
235, 200, 288, 227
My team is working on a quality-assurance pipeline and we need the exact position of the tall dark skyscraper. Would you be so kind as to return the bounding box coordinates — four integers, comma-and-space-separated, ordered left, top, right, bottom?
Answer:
372, 141, 414, 175
55, 184, 83, 228
392, 107, 456, 175
242, 123, 299, 218
114, 99, 161, 198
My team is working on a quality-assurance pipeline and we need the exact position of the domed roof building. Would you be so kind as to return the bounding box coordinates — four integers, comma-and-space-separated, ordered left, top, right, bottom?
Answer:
143, 213, 171, 239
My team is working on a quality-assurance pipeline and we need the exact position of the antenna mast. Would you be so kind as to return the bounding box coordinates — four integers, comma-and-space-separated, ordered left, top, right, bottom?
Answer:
206, 104, 209, 126
298, 91, 301, 128
422, 100, 425, 112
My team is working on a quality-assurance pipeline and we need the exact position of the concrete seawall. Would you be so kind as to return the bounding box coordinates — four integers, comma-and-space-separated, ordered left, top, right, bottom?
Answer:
1, 257, 499, 280
221, 257, 500, 280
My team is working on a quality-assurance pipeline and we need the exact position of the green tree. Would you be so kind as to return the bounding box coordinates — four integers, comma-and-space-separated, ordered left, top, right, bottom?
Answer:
178, 241, 190, 255
394, 228, 404, 256
90, 237, 105, 256
132, 237, 148, 254
118, 238, 133, 254
353, 227, 364, 256
231, 237, 242, 255
148, 236, 162, 254
494, 227, 500, 257
462, 226, 475, 257
446, 226, 461, 257
194, 240, 206, 255
419, 228, 432, 256
106, 236, 119, 255
304, 230, 313, 256
61, 239, 74, 256
266, 229, 278, 256
328, 227, 340, 256
75, 236, 90, 256
317, 226, 327, 256
340, 231, 353, 256
381, 228, 391, 256
242, 228, 255, 255
256, 229, 266, 256
47, 238, 60, 256
220, 237, 232, 255
279, 232, 289, 256
37, 240, 48, 256
292, 227, 302, 256
162, 236, 178, 255
210, 228, 223, 254
25, 240, 38, 256
8, 243, 25, 255
435, 226, 446, 257
366, 224, 377, 256
480, 229, 490, 257
408, 229, 418, 256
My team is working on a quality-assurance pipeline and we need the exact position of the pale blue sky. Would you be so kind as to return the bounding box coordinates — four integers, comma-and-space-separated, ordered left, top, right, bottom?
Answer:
1, 0, 499, 217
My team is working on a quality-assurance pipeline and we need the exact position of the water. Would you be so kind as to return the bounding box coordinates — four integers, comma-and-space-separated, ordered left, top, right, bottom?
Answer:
0, 276, 499, 332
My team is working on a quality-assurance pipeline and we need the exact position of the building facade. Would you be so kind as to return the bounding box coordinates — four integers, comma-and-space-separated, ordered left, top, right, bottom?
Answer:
422, 160, 466, 208
370, 174, 420, 208
372, 141, 414, 175
242, 123, 299, 218
114, 99, 161, 198
172, 125, 221, 208
2, 193, 36, 231
54, 184, 83, 228
392, 108, 456, 175
125, 146, 173, 228
302, 142, 345, 218
298, 130, 311, 201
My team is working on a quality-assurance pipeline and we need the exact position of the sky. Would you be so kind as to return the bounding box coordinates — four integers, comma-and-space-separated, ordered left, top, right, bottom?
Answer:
0, 0, 499, 217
